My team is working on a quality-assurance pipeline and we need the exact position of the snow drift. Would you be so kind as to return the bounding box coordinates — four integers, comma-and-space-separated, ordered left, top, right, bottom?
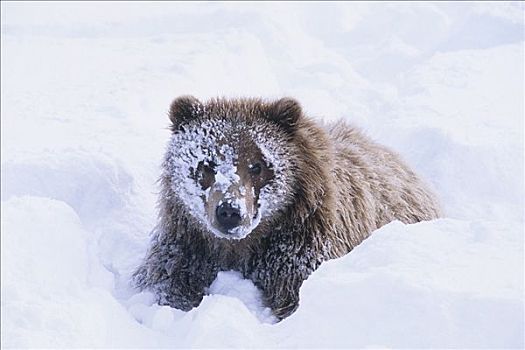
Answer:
1, 2, 523, 348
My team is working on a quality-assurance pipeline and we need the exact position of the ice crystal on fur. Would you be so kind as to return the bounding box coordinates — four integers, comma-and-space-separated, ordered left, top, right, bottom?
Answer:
165, 118, 292, 240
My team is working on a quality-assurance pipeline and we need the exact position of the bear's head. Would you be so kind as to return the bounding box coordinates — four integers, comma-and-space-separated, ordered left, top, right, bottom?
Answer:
163, 96, 304, 240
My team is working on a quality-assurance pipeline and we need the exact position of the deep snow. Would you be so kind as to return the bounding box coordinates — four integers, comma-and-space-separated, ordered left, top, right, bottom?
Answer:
1, 2, 524, 348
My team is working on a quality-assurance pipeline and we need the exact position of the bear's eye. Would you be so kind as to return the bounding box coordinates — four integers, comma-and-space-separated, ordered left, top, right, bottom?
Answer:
249, 162, 263, 176
197, 160, 216, 190
203, 161, 217, 175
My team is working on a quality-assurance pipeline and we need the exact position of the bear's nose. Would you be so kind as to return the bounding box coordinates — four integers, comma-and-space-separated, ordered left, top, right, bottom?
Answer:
216, 202, 242, 231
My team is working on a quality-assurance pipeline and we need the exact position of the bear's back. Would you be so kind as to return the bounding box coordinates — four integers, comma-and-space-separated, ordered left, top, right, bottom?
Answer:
323, 120, 441, 257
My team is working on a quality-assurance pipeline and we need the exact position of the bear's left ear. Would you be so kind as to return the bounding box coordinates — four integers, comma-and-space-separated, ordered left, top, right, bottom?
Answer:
169, 95, 203, 130
266, 97, 303, 133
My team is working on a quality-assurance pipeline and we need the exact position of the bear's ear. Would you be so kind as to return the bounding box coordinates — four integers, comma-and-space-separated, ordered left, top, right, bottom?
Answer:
169, 95, 203, 129
266, 97, 303, 133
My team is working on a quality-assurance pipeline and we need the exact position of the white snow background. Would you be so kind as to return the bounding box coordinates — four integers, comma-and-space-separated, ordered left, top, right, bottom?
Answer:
1, 2, 524, 348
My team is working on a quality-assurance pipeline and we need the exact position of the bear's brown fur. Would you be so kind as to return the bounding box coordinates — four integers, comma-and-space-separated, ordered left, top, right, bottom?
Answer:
133, 96, 441, 320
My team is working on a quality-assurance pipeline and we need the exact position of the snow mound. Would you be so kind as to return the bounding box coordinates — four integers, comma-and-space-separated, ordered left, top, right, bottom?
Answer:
0, 197, 150, 348
208, 271, 277, 323
281, 219, 523, 348
1, 151, 133, 225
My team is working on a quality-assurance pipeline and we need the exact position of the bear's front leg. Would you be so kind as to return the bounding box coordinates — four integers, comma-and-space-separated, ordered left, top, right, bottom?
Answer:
250, 237, 323, 320
260, 272, 302, 320
161, 257, 218, 311
133, 234, 218, 312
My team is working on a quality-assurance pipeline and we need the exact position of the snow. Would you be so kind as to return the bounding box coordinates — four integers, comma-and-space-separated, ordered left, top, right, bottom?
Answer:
1, 2, 523, 348
283, 219, 523, 348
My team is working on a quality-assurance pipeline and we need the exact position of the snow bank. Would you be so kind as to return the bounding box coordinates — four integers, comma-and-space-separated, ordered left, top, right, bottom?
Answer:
2, 2, 523, 348
281, 219, 523, 348
1, 197, 152, 348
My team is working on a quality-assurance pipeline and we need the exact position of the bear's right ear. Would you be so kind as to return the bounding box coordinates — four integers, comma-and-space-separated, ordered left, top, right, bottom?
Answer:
169, 95, 203, 130
266, 97, 303, 133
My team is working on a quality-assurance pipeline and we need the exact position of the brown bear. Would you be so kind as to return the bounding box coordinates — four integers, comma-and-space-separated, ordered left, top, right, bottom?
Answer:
133, 96, 441, 320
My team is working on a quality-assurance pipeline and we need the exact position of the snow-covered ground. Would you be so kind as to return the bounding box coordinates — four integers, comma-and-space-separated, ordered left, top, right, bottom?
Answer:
1, 2, 524, 348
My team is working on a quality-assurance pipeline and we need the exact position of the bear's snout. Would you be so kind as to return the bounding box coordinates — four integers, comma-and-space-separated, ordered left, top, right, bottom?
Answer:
216, 202, 242, 231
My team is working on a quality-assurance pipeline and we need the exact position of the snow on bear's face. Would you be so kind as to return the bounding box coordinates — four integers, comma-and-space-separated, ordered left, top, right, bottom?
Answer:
165, 117, 295, 240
